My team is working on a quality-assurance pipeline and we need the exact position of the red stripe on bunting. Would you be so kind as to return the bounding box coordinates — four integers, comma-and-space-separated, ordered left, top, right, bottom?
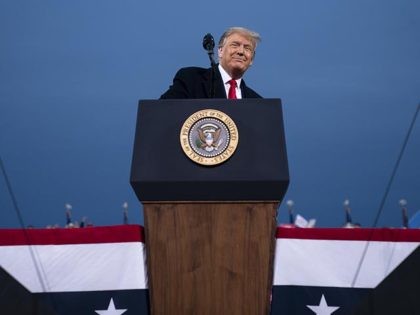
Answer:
0, 225, 144, 245
276, 227, 420, 242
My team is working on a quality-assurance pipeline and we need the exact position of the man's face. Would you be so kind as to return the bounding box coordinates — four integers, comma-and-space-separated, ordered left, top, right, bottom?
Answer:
218, 33, 255, 79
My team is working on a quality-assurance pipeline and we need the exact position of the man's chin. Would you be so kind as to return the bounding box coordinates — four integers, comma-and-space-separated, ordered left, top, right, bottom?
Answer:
231, 68, 247, 79
233, 64, 248, 72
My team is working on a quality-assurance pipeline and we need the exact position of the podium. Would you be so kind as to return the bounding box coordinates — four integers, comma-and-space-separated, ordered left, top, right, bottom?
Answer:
131, 99, 289, 315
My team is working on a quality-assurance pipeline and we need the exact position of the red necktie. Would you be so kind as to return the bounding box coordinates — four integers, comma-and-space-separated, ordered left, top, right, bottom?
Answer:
228, 79, 237, 99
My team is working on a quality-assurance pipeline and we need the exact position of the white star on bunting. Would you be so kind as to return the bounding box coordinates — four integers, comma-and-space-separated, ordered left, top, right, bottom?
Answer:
95, 298, 127, 315
306, 294, 339, 315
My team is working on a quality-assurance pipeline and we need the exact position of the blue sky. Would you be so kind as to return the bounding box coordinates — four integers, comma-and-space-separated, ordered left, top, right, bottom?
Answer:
1, 0, 419, 228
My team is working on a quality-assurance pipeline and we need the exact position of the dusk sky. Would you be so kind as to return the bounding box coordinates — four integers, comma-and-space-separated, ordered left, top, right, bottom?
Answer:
1, 0, 419, 229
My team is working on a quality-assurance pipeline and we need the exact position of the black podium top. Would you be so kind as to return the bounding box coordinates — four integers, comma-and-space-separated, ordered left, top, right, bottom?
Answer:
130, 98, 289, 202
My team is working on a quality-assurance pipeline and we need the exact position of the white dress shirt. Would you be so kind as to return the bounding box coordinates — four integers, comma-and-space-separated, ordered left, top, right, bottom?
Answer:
218, 64, 242, 99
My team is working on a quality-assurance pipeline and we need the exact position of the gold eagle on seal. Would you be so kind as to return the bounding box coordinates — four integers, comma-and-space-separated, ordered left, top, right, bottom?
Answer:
197, 123, 224, 152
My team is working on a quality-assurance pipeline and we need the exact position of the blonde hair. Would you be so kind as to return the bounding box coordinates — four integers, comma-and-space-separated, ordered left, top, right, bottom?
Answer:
218, 27, 261, 50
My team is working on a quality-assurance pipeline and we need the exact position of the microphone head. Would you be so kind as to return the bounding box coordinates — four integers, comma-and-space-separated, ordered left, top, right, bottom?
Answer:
203, 33, 215, 51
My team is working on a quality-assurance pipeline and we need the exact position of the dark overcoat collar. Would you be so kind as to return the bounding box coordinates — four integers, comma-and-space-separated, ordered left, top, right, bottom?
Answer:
202, 65, 249, 98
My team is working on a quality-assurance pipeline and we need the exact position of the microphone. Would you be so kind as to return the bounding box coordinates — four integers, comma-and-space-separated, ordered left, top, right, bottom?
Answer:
202, 33, 216, 98
202, 33, 215, 52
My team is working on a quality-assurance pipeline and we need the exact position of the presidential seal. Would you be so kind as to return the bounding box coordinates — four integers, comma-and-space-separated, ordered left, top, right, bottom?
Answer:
180, 109, 239, 166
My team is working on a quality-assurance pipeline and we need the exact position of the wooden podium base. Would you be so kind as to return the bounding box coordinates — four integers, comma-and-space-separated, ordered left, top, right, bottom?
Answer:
143, 202, 278, 315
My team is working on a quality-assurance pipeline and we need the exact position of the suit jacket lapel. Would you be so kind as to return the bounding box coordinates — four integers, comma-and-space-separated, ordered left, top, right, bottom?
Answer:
202, 66, 228, 98
240, 80, 249, 98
